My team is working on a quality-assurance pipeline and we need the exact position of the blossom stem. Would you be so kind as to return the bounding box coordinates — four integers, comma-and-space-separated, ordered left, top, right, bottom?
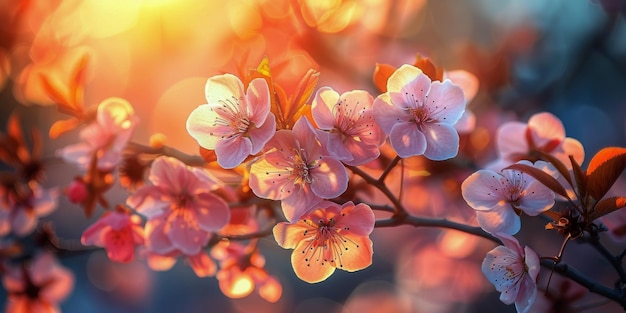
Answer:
541, 259, 626, 309
588, 235, 626, 283
378, 155, 401, 183
375, 215, 502, 244
126, 142, 206, 166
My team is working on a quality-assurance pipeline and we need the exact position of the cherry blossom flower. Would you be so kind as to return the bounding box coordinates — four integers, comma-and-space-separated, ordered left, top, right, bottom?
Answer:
312, 87, 385, 166
372, 64, 466, 160
461, 160, 555, 235
143, 214, 217, 278
186, 74, 276, 169
2, 253, 74, 313
211, 241, 282, 303
249, 117, 348, 222
57, 97, 137, 170
0, 184, 58, 237
81, 208, 145, 263
126, 156, 230, 256
482, 233, 540, 313
490, 112, 584, 170
273, 201, 375, 283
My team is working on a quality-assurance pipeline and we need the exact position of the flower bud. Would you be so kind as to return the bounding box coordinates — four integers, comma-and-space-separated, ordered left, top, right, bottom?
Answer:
67, 178, 88, 204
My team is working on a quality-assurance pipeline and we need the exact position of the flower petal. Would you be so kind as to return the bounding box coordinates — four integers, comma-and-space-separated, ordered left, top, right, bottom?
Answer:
497, 121, 528, 159
246, 78, 271, 126
291, 241, 336, 283
424, 80, 465, 125
528, 112, 565, 146
194, 192, 230, 232
312, 86, 340, 130
187, 252, 217, 277
103, 228, 135, 263
215, 135, 252, 169
518, 180, 554, 216
126, 185, 170, 218
165, 212, 211, 255
273, 222, 311, 249
337, 202, 375, 236
387, 64, 427, 96
248, 113, 276, 155
186, 104, 225, 150
372, 94, 409, 134
310, 157, 348, 198
476, 208, 521, 235
389, 122, 426, 158
204, 73, 244, 105
461, 169, 506, 211
422, 123, 460, 160
335, 235, 373, 272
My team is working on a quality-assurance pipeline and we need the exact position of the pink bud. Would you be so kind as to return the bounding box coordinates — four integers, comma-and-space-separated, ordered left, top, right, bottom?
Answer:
67, 178, 88, 204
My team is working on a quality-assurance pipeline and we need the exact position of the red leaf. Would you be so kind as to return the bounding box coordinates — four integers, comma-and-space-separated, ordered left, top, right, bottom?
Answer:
373, 63, 396, 93
505, 163, 570, 199
591, 196, 626, 220
69, 54, 89, 115
586, 147, 626, 201
537, 150, 573, 189
569, 155, 587, 201
39, 74, 74, 116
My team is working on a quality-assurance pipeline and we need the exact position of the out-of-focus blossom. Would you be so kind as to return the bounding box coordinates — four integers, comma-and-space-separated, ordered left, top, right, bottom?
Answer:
57, 97, 138, 170
65, 177, 88, 204
482, 233, 540, 313
211, 241, 282, 303
127, 156, 230, 256
312, 87, 385, 166
2, 253, 74, 313
601, 208, 626, 242
186, 74, 276, 169
0, 184, 58, 237
528, 278, 586, 313
461, 160, 555, 235
373, 64, 466, 160
143, 214, 217, 278
81, 208, 145, 263
273, 201, 374, 283
489, 112, 584, 171
249, 117, 348, 222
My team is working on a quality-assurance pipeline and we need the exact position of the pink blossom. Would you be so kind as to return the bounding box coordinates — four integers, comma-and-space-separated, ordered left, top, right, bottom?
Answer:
126, 156, 230, 255
57, 97, 137, 170
143, 214, 217, 277
249, 117, 348, 222
81, 209, 145, 263
273, 201, 375, 283
211, 242, 282, 302
482, 233, 540, 313
372, 64, 466, 160
186, 74, 276, 169
491, 112, 584, 170
312, 87, 385, 166
461, 160, 555, 235
0, 184, 58, 237
3, 253, 74, 313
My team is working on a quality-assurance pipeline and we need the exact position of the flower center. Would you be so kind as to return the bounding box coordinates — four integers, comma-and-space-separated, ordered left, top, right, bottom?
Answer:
213, 96, 252, 138
299, 217, 359, 269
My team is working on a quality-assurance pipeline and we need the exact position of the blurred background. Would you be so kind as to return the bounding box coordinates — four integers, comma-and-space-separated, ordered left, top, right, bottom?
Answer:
1, 0, 626, 312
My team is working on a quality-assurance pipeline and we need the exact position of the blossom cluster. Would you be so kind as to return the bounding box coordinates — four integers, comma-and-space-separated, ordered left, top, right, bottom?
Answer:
1, 53, 625, 313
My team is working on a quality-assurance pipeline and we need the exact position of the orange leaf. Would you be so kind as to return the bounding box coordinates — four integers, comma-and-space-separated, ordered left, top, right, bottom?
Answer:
69, 54, 89, 115
373, 63, 396, 93
413, 55, 443, 82
199, 147, 217, 163
49, 118, 81, 139
591, 196, 626, 220
505, 163, 570, 199
586, 147, 626, 201
39, 73, 74, 116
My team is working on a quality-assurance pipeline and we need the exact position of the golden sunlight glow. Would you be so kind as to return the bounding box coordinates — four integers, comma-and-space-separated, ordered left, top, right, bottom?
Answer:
299, 0, 363, 33
438, 230, 477, 259
229, 275, 255, 298
228, 1, 263, 39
